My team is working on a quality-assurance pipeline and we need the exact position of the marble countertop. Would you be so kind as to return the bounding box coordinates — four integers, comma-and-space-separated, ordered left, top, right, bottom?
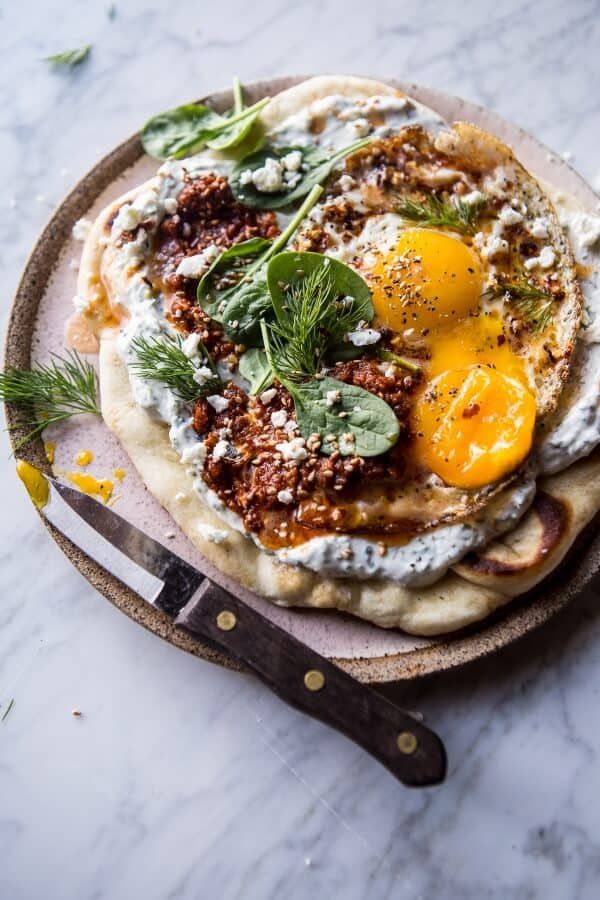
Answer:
2, 0, 600, 897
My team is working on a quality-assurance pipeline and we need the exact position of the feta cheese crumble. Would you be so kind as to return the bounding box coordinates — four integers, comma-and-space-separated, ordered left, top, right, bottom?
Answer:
72, 217, 93, 241
175, 244, 219, 279
275, 437, 308, 461
197, 522, 228, 544
260, 388, 277, 404
271, 410, 288, 428
277, 489, 294, 504
207, 395, 229, 413
243, 157, 285, 193
347, 328, 381, 347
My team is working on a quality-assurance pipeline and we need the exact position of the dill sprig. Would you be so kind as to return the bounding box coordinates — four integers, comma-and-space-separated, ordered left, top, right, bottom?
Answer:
45, 45, 92, 67
130, 333, 220, 403
377, 348, 421, 374
492, 278, 554, 333
396, 193, 486, 235
267, 265, 365, 381
0, 351, 100, 448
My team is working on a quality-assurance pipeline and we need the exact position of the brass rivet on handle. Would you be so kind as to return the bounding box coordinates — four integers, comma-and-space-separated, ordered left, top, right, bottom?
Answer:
396, 731, 418, 755
216, 610, 237, 632
304, 669, 325, 692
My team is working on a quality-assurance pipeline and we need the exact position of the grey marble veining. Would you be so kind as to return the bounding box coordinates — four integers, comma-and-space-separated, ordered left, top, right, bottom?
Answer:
1, 0, 600, 897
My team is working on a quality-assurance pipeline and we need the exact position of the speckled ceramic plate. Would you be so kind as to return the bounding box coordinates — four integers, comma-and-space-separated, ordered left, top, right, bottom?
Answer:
6, 76, 600, 684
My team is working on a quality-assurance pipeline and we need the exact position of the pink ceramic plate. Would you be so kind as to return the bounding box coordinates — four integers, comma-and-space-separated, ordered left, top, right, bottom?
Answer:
7, 77, 600, 683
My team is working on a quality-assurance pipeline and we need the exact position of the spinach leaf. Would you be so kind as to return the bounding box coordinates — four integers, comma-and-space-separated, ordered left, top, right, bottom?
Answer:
197, 186, 324, 339
238, 348, 273, 395
221, 271, 272, 345
266, 251, 373, 327
197, 237, 272, 321
230, 138, 371, 209
45, 44, 92, 67
291, 376, 400, 457
141, 96, 270, 161
206, 77, 266, 151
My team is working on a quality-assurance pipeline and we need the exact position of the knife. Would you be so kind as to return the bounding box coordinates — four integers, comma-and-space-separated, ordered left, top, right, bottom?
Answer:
17, 461, 447, 787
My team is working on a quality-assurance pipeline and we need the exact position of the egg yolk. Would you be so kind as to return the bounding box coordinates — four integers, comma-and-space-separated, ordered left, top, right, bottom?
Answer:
413, 365, 536, 489
371, 228, 483, 335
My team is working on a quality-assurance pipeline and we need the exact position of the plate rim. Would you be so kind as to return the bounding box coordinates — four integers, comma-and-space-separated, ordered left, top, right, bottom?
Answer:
6, 74, 600, 684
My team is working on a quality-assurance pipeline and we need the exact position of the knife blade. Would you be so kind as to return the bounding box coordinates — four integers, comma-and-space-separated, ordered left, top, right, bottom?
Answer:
18, 462, 447, 787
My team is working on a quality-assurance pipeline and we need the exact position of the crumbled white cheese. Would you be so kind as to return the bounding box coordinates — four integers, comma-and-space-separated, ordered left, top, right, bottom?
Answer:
530, 217, 549, 238
207, 395, 229, 413
277, 489, 294, 504
259, 388, 277, 404
246, 157, 285, 193
347, 328, 381, 346
474, 231, 509, 260
175, 244, 219, 279
72, 294, 90, 313
271, 409, 288, 428
338, 433, 356, 455
72, 217, 93, 241
192, 365, 215, 386
239, 169, 254, 186
338, 174, 356, 191
461, 190, 486, 206
498, 205, 523, 226
181, 333, 202, 358
275, 437, 308, 461
163, 197, 178, 215
197, 522, 228, 544
180, 442, 207, 465
524, 246, 555, 270
113, 204, 142, 234
212, 439, 232, 460
282, 150, 302, 172
326, 389, 341, 407
538, 246, 556, 268
349, 117, 371, 138
283, 419, 298, 433
384, 365, 396, 378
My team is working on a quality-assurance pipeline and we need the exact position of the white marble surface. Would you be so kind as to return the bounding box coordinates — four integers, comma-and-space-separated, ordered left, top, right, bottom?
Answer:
2, 0, 600, 897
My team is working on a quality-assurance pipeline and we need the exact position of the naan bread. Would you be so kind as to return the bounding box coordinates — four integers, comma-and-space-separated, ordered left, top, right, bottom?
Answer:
87, 76, 599, 636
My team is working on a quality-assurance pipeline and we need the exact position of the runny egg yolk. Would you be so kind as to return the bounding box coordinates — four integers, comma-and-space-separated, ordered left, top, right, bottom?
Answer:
413, 366, 536, 489
371, 228, 483, 336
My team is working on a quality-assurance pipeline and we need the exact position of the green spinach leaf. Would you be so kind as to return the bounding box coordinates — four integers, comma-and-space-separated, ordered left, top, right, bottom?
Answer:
206, 77, 265, 151
238, 348, 273, 395
141, 95, 270, 161
230, 138, 370, 209
197, 237, 272, 321
267, 251, 373, 327
292, 376, 399, 457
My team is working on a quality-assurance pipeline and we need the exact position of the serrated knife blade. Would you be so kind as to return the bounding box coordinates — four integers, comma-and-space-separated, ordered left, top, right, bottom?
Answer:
17, 461, 447, 788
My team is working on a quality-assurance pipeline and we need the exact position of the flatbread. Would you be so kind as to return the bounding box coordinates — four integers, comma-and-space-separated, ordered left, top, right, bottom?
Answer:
89, 76, 600, 636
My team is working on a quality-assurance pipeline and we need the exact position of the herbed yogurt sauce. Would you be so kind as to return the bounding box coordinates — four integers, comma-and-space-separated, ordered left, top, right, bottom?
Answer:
106, 94, 600, 586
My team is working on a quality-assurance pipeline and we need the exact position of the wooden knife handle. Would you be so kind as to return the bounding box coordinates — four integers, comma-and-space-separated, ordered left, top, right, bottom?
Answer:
175, 579, 447, 787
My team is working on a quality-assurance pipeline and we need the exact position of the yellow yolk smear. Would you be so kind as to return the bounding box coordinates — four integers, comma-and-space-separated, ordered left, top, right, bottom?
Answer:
113, 468, 126, 481
44, 441, 56, 465
75, 449, 94, 467
413, 365, 536, 489
67, 472, 114, 504
371, 228, 483, 336
16, 460, 49, 509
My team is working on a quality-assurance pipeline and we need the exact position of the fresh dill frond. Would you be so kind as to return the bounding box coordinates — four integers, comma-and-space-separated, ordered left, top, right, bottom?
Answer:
0, 351, 100, 448
45, 45, 92, 67
268, 264, 366, 381
493, 278, 554, 333
130, 333, 220, 403
396, 193, 486, 235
